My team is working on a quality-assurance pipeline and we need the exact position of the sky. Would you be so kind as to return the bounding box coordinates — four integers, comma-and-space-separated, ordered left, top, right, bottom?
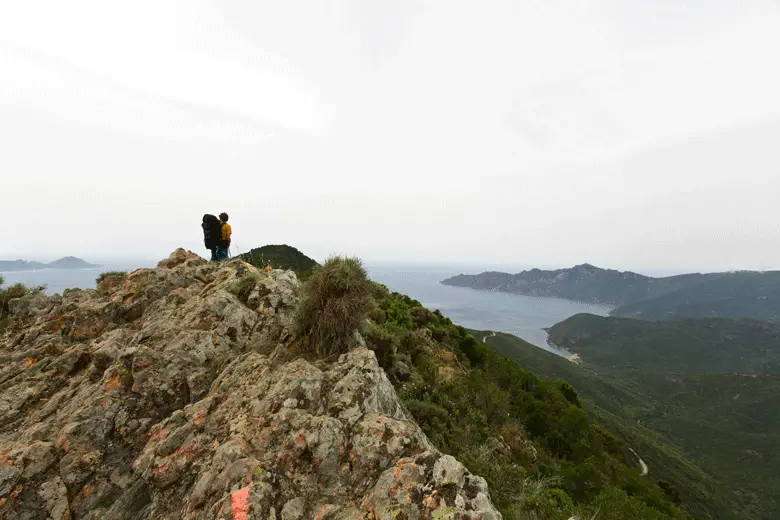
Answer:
1, 0, 779, 273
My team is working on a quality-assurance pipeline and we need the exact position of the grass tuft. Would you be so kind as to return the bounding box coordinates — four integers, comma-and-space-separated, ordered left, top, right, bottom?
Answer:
96, 271, 128, 285
294, 255, 372, 358
228, 272, 262, 303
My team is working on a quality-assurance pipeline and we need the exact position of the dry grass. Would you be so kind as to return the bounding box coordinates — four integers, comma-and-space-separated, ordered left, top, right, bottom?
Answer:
95, 271, 128, 285
0, 275, 46, 329
228, 272, 262, 303
295, 255, 372, 358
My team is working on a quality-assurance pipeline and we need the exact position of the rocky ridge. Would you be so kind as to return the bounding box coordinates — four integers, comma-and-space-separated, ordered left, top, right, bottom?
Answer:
0, 249, 500, 519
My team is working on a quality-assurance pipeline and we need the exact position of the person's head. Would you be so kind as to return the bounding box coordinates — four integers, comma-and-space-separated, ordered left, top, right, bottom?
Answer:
219, 212, 229, 223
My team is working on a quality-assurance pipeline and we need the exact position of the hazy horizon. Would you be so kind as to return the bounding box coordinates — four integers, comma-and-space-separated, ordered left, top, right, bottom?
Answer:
2, 1, 779, 273
1, 250, 772, 279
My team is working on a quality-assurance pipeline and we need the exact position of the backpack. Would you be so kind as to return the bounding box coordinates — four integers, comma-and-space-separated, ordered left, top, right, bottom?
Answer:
202, 214, 223, 249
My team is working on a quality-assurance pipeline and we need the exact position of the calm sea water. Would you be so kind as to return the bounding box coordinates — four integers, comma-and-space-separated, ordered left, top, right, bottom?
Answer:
1, 260, 612, 357
364, 263, 613, 356
0, 261, 157, 296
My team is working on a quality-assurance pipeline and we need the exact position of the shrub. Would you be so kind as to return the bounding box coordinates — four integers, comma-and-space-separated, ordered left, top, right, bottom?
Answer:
557, 379, 582, 407
95, 271, 128, 285
385, 298, 413, 329
295, 255, 372, 358
362, 319, 398, 369
0, 277, 46, 329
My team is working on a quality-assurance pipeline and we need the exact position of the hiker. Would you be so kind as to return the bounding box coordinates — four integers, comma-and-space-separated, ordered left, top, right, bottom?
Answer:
217, 213, 232, 261
201, 214, 222, 261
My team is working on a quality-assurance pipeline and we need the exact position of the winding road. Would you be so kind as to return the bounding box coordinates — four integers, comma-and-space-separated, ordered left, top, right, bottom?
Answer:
482, 331, 496, 343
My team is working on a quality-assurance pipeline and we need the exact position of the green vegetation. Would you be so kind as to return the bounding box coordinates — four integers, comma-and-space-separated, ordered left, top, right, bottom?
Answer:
241, 244, 318, 280
441, 264, 710, 306
0, 275, 46, 329
360, 284, 690, 519
295, 256, 373, 358
550, 314, 780, 374
474, 314, 780, 519
610, 271, 780, 323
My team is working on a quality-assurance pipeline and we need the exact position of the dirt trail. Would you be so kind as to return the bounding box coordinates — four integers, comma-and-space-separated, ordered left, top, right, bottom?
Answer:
630, 448, 649, 475
482, 331, 496, 343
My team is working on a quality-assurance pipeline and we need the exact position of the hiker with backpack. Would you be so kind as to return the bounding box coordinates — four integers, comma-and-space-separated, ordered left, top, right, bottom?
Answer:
202, 212, 232, 262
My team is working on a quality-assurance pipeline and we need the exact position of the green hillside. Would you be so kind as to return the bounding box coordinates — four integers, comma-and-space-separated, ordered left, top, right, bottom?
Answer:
442, 265, 780, 323
358, 287, 691, 520
473, 316, 780, 519
610, 271, 780, 323
548, 314, 780, 374
240, 244, 318, 279
441, 264, 714, 305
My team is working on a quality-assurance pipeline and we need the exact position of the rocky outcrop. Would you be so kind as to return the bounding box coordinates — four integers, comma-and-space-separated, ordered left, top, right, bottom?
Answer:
0, 249, 500, 519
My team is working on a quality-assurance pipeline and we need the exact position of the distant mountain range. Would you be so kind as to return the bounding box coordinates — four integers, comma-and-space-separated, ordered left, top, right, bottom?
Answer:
441, 264, 780, 323
0, 256, 100, 271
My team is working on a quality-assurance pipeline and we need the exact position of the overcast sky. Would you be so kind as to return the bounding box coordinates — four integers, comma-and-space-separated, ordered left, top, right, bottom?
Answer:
1, 0, 779, 272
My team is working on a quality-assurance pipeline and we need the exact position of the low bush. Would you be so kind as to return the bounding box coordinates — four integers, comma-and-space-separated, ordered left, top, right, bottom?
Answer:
0, 275, 46, 329
295, 256, 372, 358
95, 271, 128, 285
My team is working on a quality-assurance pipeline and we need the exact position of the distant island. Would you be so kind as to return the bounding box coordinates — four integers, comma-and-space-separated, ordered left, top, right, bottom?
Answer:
441, 264, 780, 323
0, 256, 101, 272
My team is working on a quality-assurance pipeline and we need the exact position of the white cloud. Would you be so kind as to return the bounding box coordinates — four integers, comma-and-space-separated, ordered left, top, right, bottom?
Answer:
1, 0, 779, 271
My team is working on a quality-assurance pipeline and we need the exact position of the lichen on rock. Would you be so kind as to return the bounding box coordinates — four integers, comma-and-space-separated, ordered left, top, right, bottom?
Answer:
0, 248, 501, 519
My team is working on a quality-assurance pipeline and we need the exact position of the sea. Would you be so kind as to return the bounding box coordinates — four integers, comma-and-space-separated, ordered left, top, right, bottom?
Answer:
1, 260, 613, 358
364, 263, 613, 357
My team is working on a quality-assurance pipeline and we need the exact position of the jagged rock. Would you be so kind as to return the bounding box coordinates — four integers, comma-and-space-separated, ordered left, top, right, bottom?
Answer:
0, 249, 501, 519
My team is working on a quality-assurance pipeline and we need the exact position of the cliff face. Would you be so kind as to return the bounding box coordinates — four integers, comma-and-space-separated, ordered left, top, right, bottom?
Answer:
0, 249, 500, 520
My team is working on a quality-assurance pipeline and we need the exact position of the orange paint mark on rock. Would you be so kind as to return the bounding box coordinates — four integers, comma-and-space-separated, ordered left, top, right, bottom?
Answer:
24, 356, 38, 369
105, 371, 122, 391
231, 486, 250, 520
